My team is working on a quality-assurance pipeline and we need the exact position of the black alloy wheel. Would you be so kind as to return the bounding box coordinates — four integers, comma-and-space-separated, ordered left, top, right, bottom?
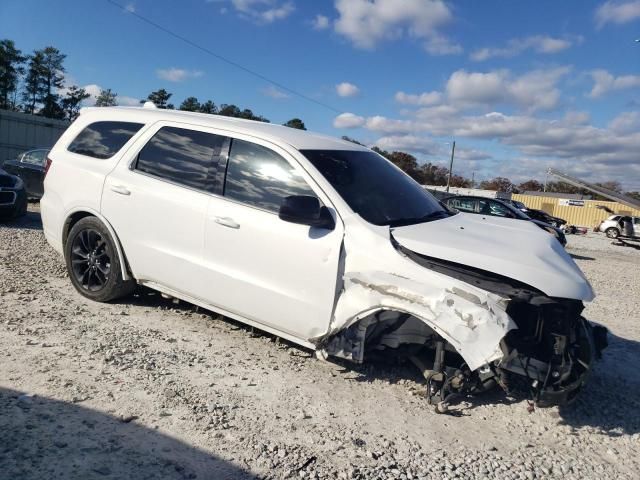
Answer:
65, 216, 136, 302
70, 228, 111, 292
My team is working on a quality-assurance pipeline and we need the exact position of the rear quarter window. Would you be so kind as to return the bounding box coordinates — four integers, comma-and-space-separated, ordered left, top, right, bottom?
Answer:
67, 121, 144, 159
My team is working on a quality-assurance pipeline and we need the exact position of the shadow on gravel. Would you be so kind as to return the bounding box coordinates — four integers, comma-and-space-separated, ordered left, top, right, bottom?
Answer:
0, 387, 254, 480
558, 332, 640, 436
569, 253, 595, 261
0, 210, 42, 231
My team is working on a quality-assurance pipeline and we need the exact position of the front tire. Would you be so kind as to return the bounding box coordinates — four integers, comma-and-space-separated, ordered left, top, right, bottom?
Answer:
605, 227, 620, 239
65, 217, 135, 302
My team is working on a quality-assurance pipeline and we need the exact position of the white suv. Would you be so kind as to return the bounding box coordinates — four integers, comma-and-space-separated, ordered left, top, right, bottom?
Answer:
41, 106, 606, 407
597, 214, 639, 238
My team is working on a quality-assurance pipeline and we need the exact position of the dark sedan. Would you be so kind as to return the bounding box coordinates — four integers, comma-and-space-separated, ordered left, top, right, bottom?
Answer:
443, 195, 567, 247
523, 208, 567, 228
2, 148, 49, 199
0, 168, 27, 220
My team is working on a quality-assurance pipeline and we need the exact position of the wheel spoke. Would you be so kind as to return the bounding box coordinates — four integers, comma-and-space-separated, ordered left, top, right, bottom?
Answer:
94, 268, 107, 285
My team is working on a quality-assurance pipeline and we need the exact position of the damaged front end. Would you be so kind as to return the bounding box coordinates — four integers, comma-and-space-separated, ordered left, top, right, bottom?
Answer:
317, 232, 608, 410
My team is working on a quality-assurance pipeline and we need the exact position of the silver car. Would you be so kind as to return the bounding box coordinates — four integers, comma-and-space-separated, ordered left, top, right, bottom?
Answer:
598, 215, 640, 238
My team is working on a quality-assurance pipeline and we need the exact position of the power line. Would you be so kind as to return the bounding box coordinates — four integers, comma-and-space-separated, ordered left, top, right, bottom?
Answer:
105, 0, 343, 115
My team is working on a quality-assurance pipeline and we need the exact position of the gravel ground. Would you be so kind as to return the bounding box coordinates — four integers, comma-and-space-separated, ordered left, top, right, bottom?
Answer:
1, 205, 639, 480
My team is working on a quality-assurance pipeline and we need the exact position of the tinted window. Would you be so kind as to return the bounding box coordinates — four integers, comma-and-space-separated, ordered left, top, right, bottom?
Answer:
224, 139, 315, 213
21, 150, 46, 166
302, 150, 448, 226
135, 126, 226, 191
447, 197, 476, 213
68, 121, 143, 159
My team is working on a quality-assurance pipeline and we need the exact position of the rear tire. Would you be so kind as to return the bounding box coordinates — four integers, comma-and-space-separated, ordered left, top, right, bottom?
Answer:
64, 217, 136, 302
605, 227, 620, 239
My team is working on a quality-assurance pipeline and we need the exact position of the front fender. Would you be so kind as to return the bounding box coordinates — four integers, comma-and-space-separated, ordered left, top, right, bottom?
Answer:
318, 271, 516, 371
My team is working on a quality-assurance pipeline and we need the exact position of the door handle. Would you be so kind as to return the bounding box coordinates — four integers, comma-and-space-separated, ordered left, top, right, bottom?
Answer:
110, 185, 131, 196
214, 216, 240, 229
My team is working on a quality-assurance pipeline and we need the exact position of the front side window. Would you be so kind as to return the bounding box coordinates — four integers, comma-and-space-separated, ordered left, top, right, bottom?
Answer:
301, 149, 448, 226
135, 126, 226, 191
68, 121, 143, 159
224, 139, 315, 213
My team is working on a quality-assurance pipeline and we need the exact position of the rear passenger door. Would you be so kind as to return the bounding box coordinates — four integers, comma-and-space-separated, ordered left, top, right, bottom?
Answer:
102, 122, 227, 299
202, 136, 344, 342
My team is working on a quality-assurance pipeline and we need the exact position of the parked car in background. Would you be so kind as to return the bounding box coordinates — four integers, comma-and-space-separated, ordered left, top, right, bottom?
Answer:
523, 208, 567, 228
0, 168, 27, 220
2, 148, 50, 199
443, 195, 567, 246
40, 106, 605, 407
597, 215, 639, 238
502, 199, 567, 228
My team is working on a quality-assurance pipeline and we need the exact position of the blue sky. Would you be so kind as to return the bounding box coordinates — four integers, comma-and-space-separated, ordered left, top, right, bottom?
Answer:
2, 0, 640, 189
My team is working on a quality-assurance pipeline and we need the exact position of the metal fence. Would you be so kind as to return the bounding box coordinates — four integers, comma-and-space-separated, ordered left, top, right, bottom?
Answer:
0, 109, 69, 163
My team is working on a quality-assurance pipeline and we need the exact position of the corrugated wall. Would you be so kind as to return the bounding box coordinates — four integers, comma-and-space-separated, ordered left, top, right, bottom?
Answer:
0, 109, 69, 163
512, 193, 640, 227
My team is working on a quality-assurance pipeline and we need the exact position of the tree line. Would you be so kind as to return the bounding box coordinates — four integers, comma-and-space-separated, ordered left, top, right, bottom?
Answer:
0, 38, 306, 129
2, 38, 636, 199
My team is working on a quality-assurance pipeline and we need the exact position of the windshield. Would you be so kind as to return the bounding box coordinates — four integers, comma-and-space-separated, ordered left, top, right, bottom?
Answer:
301, 149, 449, 226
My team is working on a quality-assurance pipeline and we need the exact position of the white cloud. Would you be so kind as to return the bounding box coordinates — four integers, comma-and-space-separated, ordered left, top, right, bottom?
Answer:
609, 111, 640, 133
589, 69, 640, 97
445, 67, 571, 111
336, 82, 360, 97
333, 0, 458, 55
333, 112, 365, 128
59, 78, 139, 107
341, 99, 640, 188
312, 14, 330, 30
124, 3, 135, 13
454, 147, 492, 161
156, 68, 203, 82
261, 85, 289, 99
595, 0, 640, 28
424, 35, 463, 55
118, 96, 141, 106
470, 35, 580, 61
374, 135, 440, 155
231, 0, 294, 23
395, 90, 442, 106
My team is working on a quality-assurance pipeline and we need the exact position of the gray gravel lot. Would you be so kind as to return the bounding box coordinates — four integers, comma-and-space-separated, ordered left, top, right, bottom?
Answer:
1, 205, 639, 479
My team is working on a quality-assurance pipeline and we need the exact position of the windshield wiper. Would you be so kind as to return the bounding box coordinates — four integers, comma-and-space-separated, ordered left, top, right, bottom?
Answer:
387, 210, 452, 228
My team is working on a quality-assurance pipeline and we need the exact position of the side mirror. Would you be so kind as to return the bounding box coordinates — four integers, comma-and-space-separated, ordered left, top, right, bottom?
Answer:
279, 195, 335, 230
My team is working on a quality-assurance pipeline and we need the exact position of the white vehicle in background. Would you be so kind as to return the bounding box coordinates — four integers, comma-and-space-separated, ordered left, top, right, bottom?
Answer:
40, 106, 607, 409
597, 215, 640, 239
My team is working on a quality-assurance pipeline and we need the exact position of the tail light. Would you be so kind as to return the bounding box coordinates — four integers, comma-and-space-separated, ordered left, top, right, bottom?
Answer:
44, 156, 53, 177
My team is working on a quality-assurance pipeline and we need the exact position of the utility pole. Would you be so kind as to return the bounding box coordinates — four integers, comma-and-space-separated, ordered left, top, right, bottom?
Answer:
445, 140, 456, 193
471, 171, 475, 188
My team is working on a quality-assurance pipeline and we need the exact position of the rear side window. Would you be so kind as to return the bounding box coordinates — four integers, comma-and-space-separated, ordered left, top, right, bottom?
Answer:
68, 121, 143, 159
135, 126, 226, 191
224, 139, 315, 213
448, 198, 476, 212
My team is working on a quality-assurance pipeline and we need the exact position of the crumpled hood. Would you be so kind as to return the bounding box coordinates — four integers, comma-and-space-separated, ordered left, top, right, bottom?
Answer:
391, 212, 594, 301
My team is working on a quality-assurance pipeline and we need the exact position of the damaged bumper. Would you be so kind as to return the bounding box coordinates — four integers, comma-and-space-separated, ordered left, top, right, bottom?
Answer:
317, 236, 606, 408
